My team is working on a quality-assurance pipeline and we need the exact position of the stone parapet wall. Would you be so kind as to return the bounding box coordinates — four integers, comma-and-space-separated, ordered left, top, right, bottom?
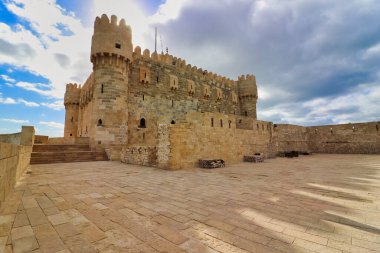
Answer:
273, 124, 310, 153
0, 126, 34, 207
0, 133, 21, 145
307, 122, 380, 154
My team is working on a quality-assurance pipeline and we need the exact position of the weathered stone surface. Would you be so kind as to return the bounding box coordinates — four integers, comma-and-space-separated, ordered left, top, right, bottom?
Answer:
2, 155, 380, 252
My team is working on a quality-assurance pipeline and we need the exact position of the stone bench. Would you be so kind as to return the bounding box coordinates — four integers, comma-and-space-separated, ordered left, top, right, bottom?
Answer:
199, 159, 225, 169
244, 153, 264, 163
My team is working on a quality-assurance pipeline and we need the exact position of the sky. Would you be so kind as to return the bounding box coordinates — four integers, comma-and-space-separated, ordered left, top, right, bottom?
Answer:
0, 0, 379, 137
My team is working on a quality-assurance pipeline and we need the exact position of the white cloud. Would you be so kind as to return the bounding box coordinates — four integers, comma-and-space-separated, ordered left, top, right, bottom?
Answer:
0, 97, 17, 104
0, 93, 62, 108
0, 74, 16, 83
0, 118, 29, 123
41, 100, 64, 110
39, 121, 64, 128
17, 98, 39, 107
15, 82, 55, 97
1, 0, 92, 98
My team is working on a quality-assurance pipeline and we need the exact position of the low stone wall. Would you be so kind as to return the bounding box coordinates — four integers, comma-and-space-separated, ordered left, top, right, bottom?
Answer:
121, 146, 157, 166
307, 122, 380, 154
0, 126, 34, 207
34, 135, 49, 144
273, 124, 310, 154
156, 112, 274, 170
48, 137, 89, 145
0, 143, 32, 202
0, 132, 21, 145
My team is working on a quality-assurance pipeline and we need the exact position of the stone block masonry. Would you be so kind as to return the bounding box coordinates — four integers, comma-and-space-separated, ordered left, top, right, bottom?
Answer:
0, 126, 34, 207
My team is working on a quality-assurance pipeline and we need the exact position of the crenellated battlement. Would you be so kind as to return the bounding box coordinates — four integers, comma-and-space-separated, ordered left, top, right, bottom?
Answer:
94, 14, 132, 34
91, 14, 133, 65
64, 83, 81, 106
133, 46, 239, 88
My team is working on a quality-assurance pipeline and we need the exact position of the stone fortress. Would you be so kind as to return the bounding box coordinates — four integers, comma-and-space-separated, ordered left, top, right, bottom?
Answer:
63, 14, 380, 170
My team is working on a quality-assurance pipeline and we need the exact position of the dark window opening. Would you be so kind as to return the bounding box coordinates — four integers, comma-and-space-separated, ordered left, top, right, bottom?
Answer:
245, 111, 248, 116
139, 118, 146, 128
220, 119, 223, 128
211, 118, 214, 127
228, 120, 232, 128
98, 119, 103, 126
239, 119, 242, 124
156, 76, 159, 83
70, 133, 72, 136
115, 43, 121, 49
144, 73, 147, 78
71, 116, 73, 122
330, 128, 333, 134
142, 95, 145, 101
101, 84, 104, 93
171, 120, 175, 124
171, 100, 174, 107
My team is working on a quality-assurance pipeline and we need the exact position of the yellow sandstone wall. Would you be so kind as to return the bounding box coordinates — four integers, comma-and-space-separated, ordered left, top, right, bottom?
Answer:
0, 126, 34, 207
307, 122, 380, 154
157, 112, 274, 170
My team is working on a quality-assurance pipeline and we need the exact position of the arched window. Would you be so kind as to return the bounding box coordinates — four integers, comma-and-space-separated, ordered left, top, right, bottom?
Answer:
228, 120, 232, 128
98, 119, 102, 126
171, 120, 176, 124
139, 118, 146, 128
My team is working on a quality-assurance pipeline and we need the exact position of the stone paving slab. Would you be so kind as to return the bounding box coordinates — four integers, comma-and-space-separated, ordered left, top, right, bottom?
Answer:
0, 154, 380, 253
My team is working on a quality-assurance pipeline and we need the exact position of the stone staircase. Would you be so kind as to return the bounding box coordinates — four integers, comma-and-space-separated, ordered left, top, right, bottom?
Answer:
30, 144, 108, 164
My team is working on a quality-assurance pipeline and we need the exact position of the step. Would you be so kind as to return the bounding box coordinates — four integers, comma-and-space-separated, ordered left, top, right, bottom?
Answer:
30, 150, 108, 164
32, 144, 90, 152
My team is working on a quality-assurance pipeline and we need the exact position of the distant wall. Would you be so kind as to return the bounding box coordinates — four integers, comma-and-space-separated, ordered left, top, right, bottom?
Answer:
273, 124, 310, 153
34, 135, 49, 144
0, 126, 34, 207
307, 122, 380, 154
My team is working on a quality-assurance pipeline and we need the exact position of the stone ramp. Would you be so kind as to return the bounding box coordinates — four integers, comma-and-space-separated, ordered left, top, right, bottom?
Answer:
30, 144, 108, 164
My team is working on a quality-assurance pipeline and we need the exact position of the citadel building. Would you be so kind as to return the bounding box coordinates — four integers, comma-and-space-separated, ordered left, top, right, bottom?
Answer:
63, 14, 380, 170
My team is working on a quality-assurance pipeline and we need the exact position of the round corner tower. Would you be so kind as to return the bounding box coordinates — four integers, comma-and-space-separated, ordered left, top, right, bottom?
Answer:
64, 83, 80, 137
237, 74, 258, 119
90, 14, 133, 148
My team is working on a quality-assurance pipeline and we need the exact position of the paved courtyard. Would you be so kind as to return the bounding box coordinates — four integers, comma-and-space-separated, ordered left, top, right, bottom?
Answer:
1, 154, 380, 253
